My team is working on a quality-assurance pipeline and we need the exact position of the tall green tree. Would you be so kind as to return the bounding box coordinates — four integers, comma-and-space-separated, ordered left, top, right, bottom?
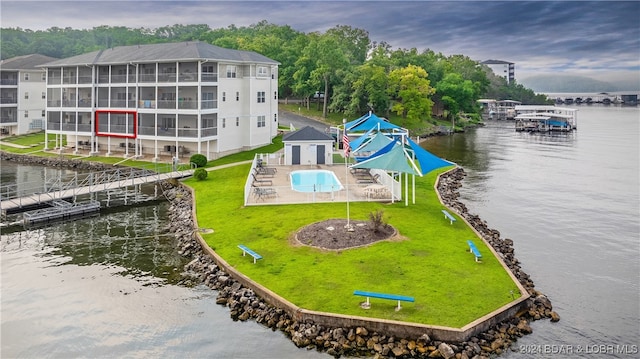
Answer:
436, 72, 477, 120
387, 64, 435, 125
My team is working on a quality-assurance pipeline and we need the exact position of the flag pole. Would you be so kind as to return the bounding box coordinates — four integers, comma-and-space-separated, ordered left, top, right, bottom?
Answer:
343, 119, 353, 231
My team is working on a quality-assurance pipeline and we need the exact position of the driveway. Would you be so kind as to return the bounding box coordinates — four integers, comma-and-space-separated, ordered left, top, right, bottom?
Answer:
278, 110, 333, 133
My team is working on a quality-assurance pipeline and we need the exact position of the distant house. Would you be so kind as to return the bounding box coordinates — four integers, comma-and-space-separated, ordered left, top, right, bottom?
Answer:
39, 41, 279, 160
0, 54, 58, 135
282, 126, 335, 165
482, 59, 515, 84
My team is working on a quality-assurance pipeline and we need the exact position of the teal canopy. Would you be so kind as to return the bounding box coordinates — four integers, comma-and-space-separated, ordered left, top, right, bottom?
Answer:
351, 143, 420, 175
352, 132, 393, 155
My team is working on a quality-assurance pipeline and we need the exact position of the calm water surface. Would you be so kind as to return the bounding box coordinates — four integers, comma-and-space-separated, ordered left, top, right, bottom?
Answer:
424, 105, 639, 358
2, 105, 638, 358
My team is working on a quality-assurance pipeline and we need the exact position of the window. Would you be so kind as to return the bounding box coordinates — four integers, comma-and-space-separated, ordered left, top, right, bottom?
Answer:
25, 111, 29, 118
236, 92, 239, 101
41, 73, 46, 81
257, 91, 265, 103
222, 92, 226, 102
257, 115, 266, 128
274, 91, 277, 100
42, 110, 46, 117
236, 117, 239, 126
24, 92, 29, 100
257, 66, 268, 77
42, 92, 46, 99
222, 118, 226, 128
24, 73, 30, 81
226, 65, 237, 78
274, 113, 277, 122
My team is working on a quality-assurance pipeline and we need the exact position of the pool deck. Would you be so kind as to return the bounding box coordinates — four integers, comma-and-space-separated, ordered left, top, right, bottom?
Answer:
246, 163, 394, 206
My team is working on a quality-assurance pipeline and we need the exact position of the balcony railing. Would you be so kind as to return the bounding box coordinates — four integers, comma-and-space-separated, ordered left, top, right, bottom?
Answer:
158, 74, 177, 82
178, 127, 197, 137
201, 100, 217, 109
0, 98, 17, 104
78, 75, 92, 84
47, 121, 62, 130
0, 79, 18, 86
178, 100, 197, 110
139, 74, 156, 83
158, 100, 176, 109
1, 116, 18, 124
201, 73, 218, 82
139, 100, 156, 109
47, 77, 62, 85
78, 124, 91, 132
202, 127, 217, 137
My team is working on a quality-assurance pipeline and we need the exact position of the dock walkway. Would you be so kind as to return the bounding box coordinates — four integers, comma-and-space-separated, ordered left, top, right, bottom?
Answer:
1, 166, 193, 213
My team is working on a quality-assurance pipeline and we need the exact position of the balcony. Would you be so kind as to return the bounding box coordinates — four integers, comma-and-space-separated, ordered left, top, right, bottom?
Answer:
1, 115, 18, 124
158, 100, 176, 109
139, 100, 156, 109
0, 79, 18, 86
201, 100, 217, 109
178, 99, 197, 110
201, 73, 218, 82
0, 97, 17, 105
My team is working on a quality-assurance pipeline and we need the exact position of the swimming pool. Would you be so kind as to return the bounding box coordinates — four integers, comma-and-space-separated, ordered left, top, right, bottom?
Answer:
290, 170, 343, 193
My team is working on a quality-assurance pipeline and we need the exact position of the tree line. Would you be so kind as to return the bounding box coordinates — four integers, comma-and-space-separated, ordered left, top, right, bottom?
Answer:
1, 22, 549, 124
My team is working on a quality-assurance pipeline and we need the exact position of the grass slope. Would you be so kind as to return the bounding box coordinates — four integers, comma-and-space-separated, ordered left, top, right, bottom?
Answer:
186, 164, 520, 328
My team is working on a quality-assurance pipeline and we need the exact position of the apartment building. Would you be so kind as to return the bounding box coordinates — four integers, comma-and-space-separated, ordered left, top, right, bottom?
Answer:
481, 59, 515, 84
1, 54, 58, 136
40, 41, 279, 160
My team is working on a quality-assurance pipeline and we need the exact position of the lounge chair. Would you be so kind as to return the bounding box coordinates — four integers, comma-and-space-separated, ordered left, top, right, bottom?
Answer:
251, 173, 273, 186
253, 186, 277, 201
254, 167, 276, 177
357, 173, 380, 184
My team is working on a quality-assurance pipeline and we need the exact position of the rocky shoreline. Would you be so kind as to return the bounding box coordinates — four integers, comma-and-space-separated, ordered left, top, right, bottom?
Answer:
2, 153, 558, 359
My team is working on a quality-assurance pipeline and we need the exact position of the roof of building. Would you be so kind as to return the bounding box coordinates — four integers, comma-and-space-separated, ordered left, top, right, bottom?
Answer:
0, 54, 59, 71
39, 41, 279, 67
283, 126, 334, 142
481, 59, 514, 65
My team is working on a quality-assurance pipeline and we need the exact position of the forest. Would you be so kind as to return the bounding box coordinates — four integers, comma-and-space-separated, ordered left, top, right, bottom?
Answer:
1, 22, 549, 127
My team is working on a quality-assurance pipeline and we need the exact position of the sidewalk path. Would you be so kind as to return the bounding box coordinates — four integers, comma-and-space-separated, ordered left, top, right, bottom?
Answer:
0, 141, 29, 149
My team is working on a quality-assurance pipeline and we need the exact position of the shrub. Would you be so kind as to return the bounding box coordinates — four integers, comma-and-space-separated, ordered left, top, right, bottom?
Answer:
193, 168, 208, 181
368, 209, 386, 233
190, 154, 208, 168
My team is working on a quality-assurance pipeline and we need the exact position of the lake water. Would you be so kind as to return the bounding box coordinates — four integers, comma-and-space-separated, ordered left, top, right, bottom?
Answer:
2, 105, 638, 358
423, 105, 639, 358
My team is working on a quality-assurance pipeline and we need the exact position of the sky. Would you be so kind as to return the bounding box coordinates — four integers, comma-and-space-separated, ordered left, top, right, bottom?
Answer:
2, 1, 639, 87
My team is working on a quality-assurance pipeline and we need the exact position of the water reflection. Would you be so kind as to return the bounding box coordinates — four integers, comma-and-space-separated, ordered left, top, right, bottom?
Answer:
2, 203, 189, 286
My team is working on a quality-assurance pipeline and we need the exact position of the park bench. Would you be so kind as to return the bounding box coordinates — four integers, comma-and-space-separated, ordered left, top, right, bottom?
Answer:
442, 209, 457, 225
466, 240, 483, 262
238, 244, 263, 264
353, 290, 415, 311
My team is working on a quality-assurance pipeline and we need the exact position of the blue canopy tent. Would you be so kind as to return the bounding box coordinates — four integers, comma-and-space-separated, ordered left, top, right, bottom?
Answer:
345, 112, 404, 133
350, 135, 455, 205
352, 132, 394, 161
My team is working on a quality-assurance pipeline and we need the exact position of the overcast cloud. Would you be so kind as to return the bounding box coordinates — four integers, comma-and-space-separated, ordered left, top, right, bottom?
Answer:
2, 1, 639, 85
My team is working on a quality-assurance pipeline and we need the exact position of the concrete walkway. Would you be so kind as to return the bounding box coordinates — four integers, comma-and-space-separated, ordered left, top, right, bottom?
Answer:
0, 141, 29, 149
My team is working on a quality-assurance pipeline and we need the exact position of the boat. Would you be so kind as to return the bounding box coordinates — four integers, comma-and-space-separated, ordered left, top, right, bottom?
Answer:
514, 105, 578, 132
564, 97, 574, 104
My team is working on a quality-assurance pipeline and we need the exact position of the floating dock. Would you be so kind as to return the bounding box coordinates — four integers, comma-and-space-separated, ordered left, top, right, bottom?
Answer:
22, 199, 101, 226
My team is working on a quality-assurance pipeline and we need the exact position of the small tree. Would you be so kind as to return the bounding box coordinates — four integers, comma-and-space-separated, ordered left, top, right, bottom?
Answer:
193, 168, 208, 181
190, 154, 207, 168
368, 209, 386, 233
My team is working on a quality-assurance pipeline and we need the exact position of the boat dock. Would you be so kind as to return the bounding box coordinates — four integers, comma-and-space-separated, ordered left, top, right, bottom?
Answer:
514, 105, 577, 133
1, 166, 194, 216
22, 199, 101, 226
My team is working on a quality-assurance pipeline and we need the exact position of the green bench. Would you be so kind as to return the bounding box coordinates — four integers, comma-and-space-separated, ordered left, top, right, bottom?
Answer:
353, 290, 415, 311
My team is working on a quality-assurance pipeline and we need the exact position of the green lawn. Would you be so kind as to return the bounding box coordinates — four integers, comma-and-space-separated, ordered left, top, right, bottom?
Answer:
186, 164, 520, 328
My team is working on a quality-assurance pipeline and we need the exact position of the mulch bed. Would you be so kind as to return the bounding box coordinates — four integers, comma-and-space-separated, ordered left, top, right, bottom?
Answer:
295, 219, 397, 250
